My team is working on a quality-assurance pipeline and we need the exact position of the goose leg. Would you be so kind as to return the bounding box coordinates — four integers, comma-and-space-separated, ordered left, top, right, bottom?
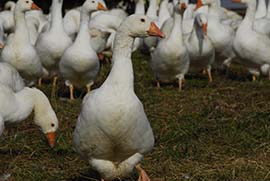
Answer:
178, 78, 183, 92
252, 75, 257, 81
38, 78, 42, 87
0, 43, 3, 49
51, 76, 58, 98
136, 164, 150, 181
206, 68, 213, 83
69, 84, 74, 100
156, 80, 160, 89
98, 53, 105, 62
86, 84, 91, 93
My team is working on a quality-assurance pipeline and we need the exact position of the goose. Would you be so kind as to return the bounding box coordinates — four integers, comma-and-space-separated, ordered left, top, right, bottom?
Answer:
151, 1, 190, 91
73, 14, 164, 181
0, 6, 15, 34
4, 1, 16, 11
185, 12, 215, 82
201, 0, 236, 69
0, 19, 5, 48
59, 0, 106, 100
0, 62, 25, 92
36, 0, 72, 89
233, 0, 270, 79
0, 84, 58, 148
1, 0, 47, 82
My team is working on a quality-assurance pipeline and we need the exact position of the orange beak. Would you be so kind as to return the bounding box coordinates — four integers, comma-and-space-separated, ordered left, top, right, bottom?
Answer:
46, 132, 55, 148
202, 23, 207, 34
180, 2, 187, 10
31, 3, 41, 10
0, 43, 4, 49
195, 0, 203, 10
231, 0, 241, 2
97, 2, 107, 11
147, 22, 165, 38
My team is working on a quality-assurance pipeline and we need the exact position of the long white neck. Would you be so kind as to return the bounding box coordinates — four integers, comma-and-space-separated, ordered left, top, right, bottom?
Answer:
158, 0, 171, 26
267, 0, 270, 18
168, 11, 183, 43
255, 0, 267, 19
14, 6, 30, 44
102, 26, 134, 90
74, 7, 92, 47
146, 0, 158, 19
135, 0, 145, 14
50, 0, 64, 32
242, 0, 257, 27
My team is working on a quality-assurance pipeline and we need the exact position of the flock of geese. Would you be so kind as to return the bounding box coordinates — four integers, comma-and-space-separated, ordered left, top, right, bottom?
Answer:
0, 0, 269, 180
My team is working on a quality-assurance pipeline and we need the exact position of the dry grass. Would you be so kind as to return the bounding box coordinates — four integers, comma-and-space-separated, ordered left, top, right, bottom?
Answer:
1, 52, 270, 180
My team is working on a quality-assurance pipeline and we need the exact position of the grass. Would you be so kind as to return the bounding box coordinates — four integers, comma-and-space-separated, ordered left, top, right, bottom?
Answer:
1, 51, 270, 180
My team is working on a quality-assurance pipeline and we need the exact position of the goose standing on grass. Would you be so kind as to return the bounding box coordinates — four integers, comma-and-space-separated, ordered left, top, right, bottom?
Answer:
233, 0, 270, 80
185, 12, 215, 82
151, 1, 189, 91
59, 0, 107, 100
0, 84, 58, 148
1, 0, 47, 82
201, 0, 236, 69
36, 0, 72, 89
73, 15, 164, 181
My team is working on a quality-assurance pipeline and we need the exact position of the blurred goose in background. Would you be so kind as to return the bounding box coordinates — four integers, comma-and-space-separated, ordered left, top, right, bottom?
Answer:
201, 0, 236, 69
0, 62, 25, 92
0, 1, 15, 34
253, 0, 270, 36
4, 1, 16, 11
73, 15, 164, 181
151, 1, 189, 91
36, 0, 72, 89
59, 0, 106, 100
0, 84, 58, 148
1, 0, 47, 82
132, 0, 145, 52
0, 19, 5, 48
185, 12, 215, 82
233, 0, 270, 80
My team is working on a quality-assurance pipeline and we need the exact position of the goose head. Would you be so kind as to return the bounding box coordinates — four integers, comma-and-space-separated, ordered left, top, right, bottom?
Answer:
16, 0, 41, 12
121, 15, 165, 38
194, 13, 208, 55
175, 0, 188, 14
195, 0, 203, 10
31, 88, 58, 148
84, 0, 107, 12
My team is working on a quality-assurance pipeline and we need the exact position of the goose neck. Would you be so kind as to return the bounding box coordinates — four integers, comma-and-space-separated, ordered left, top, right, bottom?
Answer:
75, 7, 91, 44
135, 0, 145, 14
50, 0, 64, 32
169, 12, 183, 41
103, 30, 134, 90
14, 7, 30, 43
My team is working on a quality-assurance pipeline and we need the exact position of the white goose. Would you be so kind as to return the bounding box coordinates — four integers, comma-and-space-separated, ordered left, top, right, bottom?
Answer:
233, 0, 270, 79
1, 0, 47, 82
0, 62, 25, 92
253, 0, 270, 36
185, 12, 215, 82
36, 0, 72, 89
73, 15, 164, 181
59, 0, 106, 100
201, 0, 236, 69
151, 1, 190, 91
0, 84, 58, 148
0, 2, 15, 34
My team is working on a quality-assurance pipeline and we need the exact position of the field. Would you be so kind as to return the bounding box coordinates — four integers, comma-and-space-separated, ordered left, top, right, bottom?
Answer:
1, 52, 270, 180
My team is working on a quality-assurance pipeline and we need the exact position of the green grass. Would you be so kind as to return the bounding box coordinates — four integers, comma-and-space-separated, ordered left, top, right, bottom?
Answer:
1, 52, 270, 180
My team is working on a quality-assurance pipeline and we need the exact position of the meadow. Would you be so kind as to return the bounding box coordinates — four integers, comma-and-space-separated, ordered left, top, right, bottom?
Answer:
0, 52, 270, 180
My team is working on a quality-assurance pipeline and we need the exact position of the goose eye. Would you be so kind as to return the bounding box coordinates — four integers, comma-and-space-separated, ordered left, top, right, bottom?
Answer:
140, 18, 145, 23
26, 1, 29, 3
51, 123, 55, 127
92, 0, 95, 3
